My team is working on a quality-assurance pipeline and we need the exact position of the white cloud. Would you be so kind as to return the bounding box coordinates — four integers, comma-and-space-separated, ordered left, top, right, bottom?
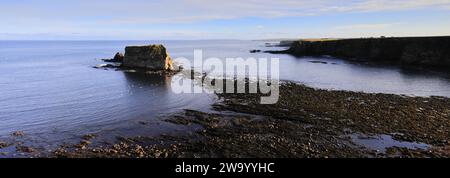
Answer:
0, 0, 449, 39
1, 0, 449, 25
334, 23, 404, 30
102, 0, 450, 24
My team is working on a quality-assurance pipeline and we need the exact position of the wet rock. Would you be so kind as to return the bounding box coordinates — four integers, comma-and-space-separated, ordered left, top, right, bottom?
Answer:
103, 52, 124, 63
82, 134, 96, 140
113, 52, 124, 62
11, 131, 25, 137
0, 141, 8, 148
138, 121, 149, 125
123, 44, 173, 70
165, 116, 192, 126
75, 140, 92, 150
134, 145, 145, 158
16, 146, 35, 153
249, 49, 261, 53
231, 117, 252, 126
309, 60, 328, 64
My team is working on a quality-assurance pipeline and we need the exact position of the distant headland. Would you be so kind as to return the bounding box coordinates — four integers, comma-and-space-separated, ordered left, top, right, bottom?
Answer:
266, 36, 450, 69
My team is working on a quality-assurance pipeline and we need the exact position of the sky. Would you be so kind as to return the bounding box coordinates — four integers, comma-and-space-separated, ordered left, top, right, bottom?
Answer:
1, 0, 450, 40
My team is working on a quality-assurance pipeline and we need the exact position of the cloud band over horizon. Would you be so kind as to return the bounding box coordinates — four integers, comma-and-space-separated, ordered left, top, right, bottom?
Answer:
1, 0, 449, 40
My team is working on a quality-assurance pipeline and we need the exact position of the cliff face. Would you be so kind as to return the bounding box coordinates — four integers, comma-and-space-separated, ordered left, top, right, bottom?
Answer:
286, 36, 450, 68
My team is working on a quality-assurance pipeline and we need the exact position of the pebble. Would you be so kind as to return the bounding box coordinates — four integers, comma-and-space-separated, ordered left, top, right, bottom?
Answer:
11, 131, 25, 137
0, 141, 8, 148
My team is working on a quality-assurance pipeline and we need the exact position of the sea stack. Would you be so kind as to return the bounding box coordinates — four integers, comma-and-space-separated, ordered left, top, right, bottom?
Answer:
123, 44, 173, 70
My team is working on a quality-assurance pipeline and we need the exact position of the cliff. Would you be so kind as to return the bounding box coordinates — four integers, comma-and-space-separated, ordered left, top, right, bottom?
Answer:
280, 36, 450, 68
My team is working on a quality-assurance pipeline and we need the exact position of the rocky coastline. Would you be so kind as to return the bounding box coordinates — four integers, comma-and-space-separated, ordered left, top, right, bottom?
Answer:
2, 43, 448, 158
47, 81, 449, 158
267, 36, 450, 69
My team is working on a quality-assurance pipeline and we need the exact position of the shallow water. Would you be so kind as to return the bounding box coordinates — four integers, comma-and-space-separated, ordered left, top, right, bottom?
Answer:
350, 134, 431, 153
0, 40, 449, 151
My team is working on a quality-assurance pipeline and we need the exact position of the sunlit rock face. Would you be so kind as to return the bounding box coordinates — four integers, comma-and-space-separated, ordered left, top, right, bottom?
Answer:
123, 44, 173, 70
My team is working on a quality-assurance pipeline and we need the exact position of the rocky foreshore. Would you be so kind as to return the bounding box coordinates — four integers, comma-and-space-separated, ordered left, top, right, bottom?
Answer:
267, 36, 450, 69
48, 82, 449, 158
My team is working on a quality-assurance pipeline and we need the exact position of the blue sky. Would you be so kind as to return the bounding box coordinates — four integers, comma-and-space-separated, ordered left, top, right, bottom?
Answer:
1, 0, 449, 40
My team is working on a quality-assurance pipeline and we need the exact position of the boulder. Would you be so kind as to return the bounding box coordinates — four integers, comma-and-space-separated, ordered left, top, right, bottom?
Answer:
113, 52, 124, 62
102, 52, 124, 63
123, 44, 173, 70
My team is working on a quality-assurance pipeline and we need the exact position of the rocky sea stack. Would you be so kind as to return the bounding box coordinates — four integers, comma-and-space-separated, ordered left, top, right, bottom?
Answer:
123, 44, 173, 71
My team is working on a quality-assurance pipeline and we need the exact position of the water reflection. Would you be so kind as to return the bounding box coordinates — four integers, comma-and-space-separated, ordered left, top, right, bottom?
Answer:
122, 71, 216, 116
120, 72, 175, 120
123, 72, 173, 91
276, 55, 450, 97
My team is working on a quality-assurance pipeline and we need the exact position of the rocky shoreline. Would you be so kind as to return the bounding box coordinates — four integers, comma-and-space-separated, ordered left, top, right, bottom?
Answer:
266, 36, 450, 69
47, 82, 449, 158
2, 43, 448, 158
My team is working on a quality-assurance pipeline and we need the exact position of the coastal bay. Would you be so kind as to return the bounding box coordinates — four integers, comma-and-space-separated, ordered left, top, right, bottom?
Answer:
0, 40, 449, 158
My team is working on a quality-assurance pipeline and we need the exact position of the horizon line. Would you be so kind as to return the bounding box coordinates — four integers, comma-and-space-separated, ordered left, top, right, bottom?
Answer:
1, 35, 450, 42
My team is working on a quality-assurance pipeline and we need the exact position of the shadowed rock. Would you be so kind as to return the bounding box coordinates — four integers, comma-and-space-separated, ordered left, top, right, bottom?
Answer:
102, 52, 124, 63
113, 52, 124, 62
267, 36, 450, 68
